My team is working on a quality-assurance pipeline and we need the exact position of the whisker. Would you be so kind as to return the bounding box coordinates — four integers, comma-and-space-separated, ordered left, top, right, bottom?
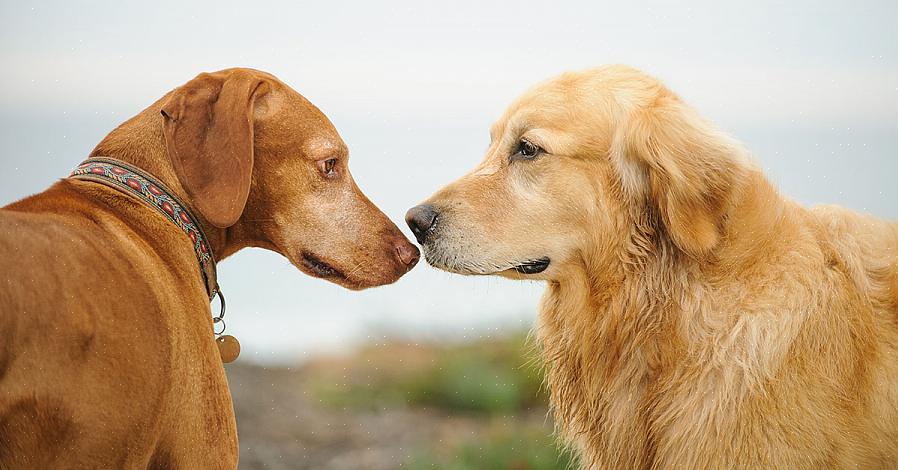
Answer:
345, 261, 365, 277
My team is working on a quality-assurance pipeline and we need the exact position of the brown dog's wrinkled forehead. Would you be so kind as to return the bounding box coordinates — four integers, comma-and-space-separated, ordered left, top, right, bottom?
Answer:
230, 68, 347, 159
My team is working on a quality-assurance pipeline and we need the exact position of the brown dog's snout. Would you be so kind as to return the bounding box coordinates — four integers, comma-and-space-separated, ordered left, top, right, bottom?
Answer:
405, 204, 438, 244
395, 239, 420, 269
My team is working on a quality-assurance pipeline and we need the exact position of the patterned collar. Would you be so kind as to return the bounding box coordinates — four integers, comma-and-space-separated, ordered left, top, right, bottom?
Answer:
69, 157, 220, 302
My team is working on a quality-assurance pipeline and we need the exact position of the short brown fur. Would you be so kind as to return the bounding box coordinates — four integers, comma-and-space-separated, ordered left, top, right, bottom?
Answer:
0, 68, 418, 468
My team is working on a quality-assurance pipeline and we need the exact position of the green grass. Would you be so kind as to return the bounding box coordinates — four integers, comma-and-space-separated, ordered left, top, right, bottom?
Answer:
309, 333, 576, 469
312, 333, 546, 414
401, 339, 545, 414
407, 419, 575, 470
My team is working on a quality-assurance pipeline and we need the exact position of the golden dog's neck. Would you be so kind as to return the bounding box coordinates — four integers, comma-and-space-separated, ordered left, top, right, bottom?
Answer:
536, 170, 789, 467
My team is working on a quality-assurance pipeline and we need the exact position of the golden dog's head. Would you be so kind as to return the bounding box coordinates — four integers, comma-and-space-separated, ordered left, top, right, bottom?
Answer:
407, 65, 750, 280
152, 68, 419, 289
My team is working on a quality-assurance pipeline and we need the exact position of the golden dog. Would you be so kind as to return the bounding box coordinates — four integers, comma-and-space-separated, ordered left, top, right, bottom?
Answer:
407, 65, 898, 468
0, 68, 418, 468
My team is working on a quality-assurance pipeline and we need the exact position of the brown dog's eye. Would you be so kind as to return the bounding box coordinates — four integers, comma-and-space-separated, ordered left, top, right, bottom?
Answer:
320, 158, 338, 177
511, 139, 542, 161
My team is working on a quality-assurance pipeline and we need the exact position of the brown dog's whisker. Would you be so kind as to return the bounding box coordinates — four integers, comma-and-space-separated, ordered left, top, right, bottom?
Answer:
345, 261, 366, 278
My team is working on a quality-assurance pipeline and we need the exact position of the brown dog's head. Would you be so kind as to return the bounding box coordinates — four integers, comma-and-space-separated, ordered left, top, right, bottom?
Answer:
406, 65, 750, 280
152, 68, 418, 289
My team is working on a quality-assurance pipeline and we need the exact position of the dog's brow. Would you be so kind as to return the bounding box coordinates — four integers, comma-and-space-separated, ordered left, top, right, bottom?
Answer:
472, 160, 501, 176
489, 117, 529, 151
305, 138, 344, 158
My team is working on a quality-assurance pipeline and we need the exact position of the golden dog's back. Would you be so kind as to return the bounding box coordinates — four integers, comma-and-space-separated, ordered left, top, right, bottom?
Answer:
807, 204, 898, 465
810, 205, 898, 315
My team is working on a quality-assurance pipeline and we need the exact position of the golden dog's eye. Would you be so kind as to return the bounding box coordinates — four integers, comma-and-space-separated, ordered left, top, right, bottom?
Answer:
321, 158, 337, 177
512, 139, 542, 161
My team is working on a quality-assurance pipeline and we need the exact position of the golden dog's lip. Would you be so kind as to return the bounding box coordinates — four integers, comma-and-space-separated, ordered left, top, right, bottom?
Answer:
513, 257, 551, 274
422, 254, 550, 276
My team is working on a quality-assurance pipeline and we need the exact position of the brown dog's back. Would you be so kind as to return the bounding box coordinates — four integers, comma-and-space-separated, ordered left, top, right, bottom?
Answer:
1, 181, 233, 468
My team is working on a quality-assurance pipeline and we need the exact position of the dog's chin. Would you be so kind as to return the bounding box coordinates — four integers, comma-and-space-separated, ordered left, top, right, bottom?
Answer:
297, 251, 348, 282
421, 245, 551, 279
296, 252, 363, 290
294, 251, 402, 290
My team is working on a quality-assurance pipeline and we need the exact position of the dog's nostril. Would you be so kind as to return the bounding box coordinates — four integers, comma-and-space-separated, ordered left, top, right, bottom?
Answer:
395, 242, 420, 268
404, 205, 438, 244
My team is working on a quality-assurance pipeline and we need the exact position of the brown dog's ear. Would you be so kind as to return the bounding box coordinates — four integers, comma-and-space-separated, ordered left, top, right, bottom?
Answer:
161, 70, 268, 228
612, 91, 748, 257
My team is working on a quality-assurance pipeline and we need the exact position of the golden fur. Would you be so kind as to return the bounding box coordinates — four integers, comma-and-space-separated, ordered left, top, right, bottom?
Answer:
410, 65, 898, 468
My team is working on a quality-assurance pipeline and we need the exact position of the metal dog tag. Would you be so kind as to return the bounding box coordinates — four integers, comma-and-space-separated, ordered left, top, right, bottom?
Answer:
216, 335, 241, 363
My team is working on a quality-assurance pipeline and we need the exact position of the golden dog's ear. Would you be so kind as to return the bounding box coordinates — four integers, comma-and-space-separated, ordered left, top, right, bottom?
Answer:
161, 70, 268, 228
612, 91, 748, 257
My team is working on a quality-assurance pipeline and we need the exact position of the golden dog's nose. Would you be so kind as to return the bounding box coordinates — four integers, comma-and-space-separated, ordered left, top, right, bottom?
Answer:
405, 205, 438, 244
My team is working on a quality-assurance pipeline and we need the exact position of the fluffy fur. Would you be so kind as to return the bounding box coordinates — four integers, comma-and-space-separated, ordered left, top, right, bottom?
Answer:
411, 65, 898, 468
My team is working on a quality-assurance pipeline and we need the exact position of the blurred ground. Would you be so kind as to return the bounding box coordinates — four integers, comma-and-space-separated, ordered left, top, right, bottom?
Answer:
225, 336, 574, 470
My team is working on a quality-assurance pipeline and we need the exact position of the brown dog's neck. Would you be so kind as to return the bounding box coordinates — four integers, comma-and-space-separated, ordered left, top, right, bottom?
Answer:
88, 101, 248, 261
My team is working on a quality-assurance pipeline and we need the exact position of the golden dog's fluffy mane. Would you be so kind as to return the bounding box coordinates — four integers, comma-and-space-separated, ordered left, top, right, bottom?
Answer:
532, 67, 898, 468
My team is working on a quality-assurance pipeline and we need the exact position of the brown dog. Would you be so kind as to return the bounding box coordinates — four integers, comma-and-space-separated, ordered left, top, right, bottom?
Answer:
408, 65, 898, 468
0, 68, 418, 468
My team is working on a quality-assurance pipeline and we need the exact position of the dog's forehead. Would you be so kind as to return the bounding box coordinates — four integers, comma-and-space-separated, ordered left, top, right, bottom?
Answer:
495, 66, 658, 132
492, 79, 579, 140
254, 85, 347, 159
304, 135, 346, 158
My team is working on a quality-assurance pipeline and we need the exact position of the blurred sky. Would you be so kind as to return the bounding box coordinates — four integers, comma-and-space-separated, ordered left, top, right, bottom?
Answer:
1, 0, 896, 363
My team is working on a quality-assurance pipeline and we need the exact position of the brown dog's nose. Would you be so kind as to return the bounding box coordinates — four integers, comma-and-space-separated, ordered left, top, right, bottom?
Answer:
395, 240, 420, 268
405, 205, 438, 244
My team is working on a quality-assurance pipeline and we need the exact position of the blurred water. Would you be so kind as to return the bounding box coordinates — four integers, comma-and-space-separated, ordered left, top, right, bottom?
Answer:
1, 0, 896, 364
1, 108, 895, 363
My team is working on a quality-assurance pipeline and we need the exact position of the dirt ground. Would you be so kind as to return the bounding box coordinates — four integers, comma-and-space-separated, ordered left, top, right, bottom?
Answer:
225, 343, 562, 470
228, 362, 472, 469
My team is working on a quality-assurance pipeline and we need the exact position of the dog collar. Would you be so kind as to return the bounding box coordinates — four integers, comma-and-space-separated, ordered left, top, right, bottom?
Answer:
68, 157, 226, 323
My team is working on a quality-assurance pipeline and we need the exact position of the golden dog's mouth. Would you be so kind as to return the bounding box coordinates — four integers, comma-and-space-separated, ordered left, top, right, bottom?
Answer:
420, 243, 551, 276
513, 257, 551, 274
408, 207, 551, 276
